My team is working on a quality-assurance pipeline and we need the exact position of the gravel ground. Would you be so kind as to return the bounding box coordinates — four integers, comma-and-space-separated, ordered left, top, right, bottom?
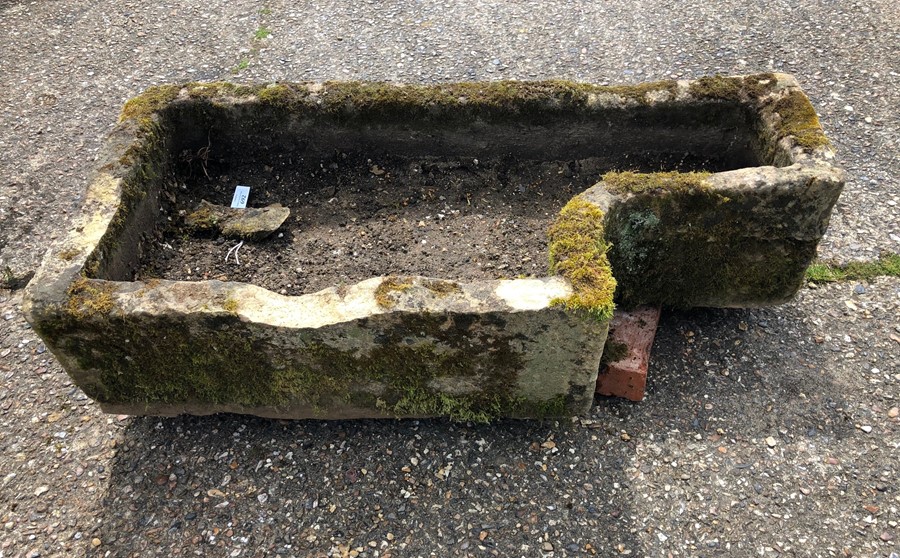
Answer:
2, 279, 898, 557
1, 0, 899, 556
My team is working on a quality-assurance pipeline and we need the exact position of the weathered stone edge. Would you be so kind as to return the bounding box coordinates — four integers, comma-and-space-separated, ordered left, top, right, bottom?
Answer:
116, 73, 836, 162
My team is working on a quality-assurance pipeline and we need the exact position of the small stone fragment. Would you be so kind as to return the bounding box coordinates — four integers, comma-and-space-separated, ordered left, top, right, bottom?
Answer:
186, 199, 290, 240
860, 425, 873, 433
34, 486, 49, 496
888, 407, 899, 418
765, 436, 777, 448
91, 538, 101, 547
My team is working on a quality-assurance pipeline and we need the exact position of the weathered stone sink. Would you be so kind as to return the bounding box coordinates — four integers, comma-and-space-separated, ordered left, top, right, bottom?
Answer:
23, 74, 843, 420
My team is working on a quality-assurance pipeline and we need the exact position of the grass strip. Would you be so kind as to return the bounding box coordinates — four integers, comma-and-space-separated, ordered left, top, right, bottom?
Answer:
806, 253, 900, 283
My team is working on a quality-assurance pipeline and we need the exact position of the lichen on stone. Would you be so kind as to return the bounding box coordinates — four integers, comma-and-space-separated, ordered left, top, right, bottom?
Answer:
222, 297, 239, 314
57, 248, 81, 261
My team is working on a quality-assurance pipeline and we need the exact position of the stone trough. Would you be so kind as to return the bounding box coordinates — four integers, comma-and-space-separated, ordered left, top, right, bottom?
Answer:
23, 74, 844, 420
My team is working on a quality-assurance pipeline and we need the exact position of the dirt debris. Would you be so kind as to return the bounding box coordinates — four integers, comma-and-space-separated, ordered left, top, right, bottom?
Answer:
139, 154, 606, 294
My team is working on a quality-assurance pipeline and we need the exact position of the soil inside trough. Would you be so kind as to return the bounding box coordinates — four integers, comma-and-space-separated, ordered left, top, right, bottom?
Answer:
137, 153, 622, 295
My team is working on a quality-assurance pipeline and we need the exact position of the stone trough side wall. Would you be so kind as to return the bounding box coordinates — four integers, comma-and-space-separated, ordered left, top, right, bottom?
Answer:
586, 165, 844, 307
117, 78, 771, 170
26, 274, 608, 420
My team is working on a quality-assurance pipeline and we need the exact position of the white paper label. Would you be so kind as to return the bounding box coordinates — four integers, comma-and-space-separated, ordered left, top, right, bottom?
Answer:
231, 186, 250, 208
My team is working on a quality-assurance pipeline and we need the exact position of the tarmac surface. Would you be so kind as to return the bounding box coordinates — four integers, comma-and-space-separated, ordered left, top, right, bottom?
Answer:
0, 0, 898, 556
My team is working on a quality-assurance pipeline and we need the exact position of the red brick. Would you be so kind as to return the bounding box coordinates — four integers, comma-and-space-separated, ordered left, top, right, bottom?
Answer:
596, 306, 661, 401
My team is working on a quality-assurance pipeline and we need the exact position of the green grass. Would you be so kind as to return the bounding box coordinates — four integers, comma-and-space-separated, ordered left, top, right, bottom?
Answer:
254, 26, 272, 40
231, 58, 250, 74
806, 253, 900, 283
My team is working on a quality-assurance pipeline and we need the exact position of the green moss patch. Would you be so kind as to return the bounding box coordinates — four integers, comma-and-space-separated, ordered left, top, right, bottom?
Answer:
602, 171, 713, 195
66, 278, 116, 318
600, 339, 629, 365
118, 79, 694, 134
688, 73, 779, 101
381, 391, 567, 423
603, 182, 814, 307
422, 279, 462, 297
769, 90, 831, 150
184, 82, 260, 101
603, 80, 679, 103
547, 197, 616, 321
375, 276, 414, 308
806, 254, 900, 283
256, 83, 311, 109
36, 311, 569, 423
184, 205, 219, 231
119, 84, 181, 124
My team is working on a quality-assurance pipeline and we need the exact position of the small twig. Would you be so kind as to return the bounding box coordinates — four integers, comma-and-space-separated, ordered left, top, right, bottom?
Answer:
197, 130, 211, 178
180, 130, 212, 178
225, 241, 244, 265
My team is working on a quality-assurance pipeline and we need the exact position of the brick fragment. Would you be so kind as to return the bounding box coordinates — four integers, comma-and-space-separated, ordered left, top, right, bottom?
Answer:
596, 306, 661, 401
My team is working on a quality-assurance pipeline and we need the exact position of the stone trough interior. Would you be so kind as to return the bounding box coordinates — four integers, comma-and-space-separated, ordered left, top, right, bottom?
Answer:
122, 85, 772, 293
